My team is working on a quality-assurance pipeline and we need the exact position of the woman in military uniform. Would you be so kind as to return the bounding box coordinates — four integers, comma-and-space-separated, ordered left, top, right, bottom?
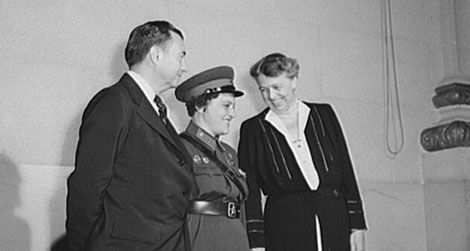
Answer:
175, 66, 249, 251
239, 53, 367, 251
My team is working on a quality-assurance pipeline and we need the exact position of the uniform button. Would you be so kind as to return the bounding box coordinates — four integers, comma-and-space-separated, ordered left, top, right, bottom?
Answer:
178, 160, 185, 166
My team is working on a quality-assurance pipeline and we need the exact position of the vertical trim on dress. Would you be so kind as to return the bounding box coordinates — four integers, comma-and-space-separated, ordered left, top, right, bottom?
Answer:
268, 127, 293, 180
308, 114, 330, 172
258, 118, 281, 174
312, 106, 326, 137
312, 106, 334, 161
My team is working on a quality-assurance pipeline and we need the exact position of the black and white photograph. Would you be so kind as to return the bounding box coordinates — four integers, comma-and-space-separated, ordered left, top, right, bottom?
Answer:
1, 1, 470, 250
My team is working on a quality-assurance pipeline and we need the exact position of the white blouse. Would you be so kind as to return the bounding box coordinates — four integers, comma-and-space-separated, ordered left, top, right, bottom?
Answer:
265, 100, 320, 190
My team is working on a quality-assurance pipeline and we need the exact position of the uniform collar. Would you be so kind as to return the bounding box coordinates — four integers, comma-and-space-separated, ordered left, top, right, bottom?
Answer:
185, 121, 224, 152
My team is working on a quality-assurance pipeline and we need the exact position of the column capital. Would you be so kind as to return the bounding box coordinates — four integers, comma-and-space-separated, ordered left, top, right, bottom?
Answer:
432, 82, 470, 108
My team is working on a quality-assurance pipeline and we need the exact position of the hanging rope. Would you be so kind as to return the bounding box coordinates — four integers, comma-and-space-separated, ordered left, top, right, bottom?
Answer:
382, 0, 404, 156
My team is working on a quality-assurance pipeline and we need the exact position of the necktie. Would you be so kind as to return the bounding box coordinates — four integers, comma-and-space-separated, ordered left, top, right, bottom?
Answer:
153, 95, 167, 123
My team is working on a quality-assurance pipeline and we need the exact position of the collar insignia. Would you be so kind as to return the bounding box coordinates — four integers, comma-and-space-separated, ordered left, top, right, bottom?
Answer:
193, 155, 202, 164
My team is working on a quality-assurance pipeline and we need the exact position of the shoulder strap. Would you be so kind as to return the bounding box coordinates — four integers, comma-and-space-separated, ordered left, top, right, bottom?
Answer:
181, 133, 248, 200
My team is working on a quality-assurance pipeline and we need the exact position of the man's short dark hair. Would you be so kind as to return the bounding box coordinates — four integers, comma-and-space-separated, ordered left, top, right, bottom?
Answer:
124, 20, 184, 68
185, 92, 220, 117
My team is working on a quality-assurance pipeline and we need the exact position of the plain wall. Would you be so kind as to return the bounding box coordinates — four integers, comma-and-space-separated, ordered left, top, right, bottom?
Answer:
1, 0, 465, 250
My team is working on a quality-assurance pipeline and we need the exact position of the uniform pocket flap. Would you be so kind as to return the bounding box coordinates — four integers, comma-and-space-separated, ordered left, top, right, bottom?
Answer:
193, 165, 223, 176
111, 220, 184, 245
111, 220, 160, 244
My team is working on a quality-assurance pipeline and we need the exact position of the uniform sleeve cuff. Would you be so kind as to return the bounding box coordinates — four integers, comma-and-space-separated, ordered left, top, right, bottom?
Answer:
248, 232, 265, 249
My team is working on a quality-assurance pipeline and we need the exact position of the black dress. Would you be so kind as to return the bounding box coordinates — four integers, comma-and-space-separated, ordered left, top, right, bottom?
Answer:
238, 102, 366, 251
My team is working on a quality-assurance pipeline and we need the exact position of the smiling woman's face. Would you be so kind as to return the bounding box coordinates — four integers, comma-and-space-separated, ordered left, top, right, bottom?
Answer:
198, 93, 236, 137
256, 73, 297, 114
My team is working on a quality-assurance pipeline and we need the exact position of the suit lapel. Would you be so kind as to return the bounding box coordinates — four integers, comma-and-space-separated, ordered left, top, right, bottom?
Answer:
120, 74, 189, 163
136, 100, 176, 144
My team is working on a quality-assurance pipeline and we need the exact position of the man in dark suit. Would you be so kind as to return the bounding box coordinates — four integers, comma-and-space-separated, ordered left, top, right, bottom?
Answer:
66, 20, 197, 250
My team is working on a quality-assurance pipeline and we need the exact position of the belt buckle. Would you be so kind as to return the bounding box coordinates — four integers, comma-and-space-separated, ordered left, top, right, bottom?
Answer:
226, 201, 240, 219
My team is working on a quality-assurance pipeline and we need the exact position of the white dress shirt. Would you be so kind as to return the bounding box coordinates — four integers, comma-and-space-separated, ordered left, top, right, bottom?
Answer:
127, 71, 161, 116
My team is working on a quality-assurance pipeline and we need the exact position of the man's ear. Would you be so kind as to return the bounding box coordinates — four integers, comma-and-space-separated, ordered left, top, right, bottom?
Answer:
148, 45, 162, 67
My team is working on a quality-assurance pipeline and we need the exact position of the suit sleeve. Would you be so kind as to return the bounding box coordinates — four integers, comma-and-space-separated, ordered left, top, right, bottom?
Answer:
238, 121, 266, 248
66, 89, 129, 250
327, 105, 367, 230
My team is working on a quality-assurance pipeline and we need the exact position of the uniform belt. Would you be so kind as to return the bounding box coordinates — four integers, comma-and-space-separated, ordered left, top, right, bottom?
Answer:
190, 198, 241, 219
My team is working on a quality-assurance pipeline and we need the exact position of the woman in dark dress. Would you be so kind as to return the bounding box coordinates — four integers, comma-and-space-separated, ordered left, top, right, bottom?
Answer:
238, 53, 367, 251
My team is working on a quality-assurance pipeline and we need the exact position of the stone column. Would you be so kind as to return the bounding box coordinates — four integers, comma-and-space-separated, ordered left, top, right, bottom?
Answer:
420, 1, 470, 250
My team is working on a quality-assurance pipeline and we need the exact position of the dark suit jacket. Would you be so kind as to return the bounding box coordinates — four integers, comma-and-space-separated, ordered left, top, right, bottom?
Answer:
66, 74, 197, 250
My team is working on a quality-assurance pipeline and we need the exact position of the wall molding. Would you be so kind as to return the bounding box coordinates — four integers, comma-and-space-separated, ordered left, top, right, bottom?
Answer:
421, 120, 470, 152
432, 83, 470, 108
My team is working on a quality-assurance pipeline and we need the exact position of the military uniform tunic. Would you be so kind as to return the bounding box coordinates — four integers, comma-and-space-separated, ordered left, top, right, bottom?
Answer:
180, 121, 250, 251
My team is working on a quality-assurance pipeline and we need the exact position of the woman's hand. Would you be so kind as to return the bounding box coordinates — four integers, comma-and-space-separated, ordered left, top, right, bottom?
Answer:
350, 229, 366, 251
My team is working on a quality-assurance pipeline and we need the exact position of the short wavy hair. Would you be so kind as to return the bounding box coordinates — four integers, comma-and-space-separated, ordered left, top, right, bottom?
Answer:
250, 52, 299, 80
185, 92, 220, 117
124, 20, 184, 68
